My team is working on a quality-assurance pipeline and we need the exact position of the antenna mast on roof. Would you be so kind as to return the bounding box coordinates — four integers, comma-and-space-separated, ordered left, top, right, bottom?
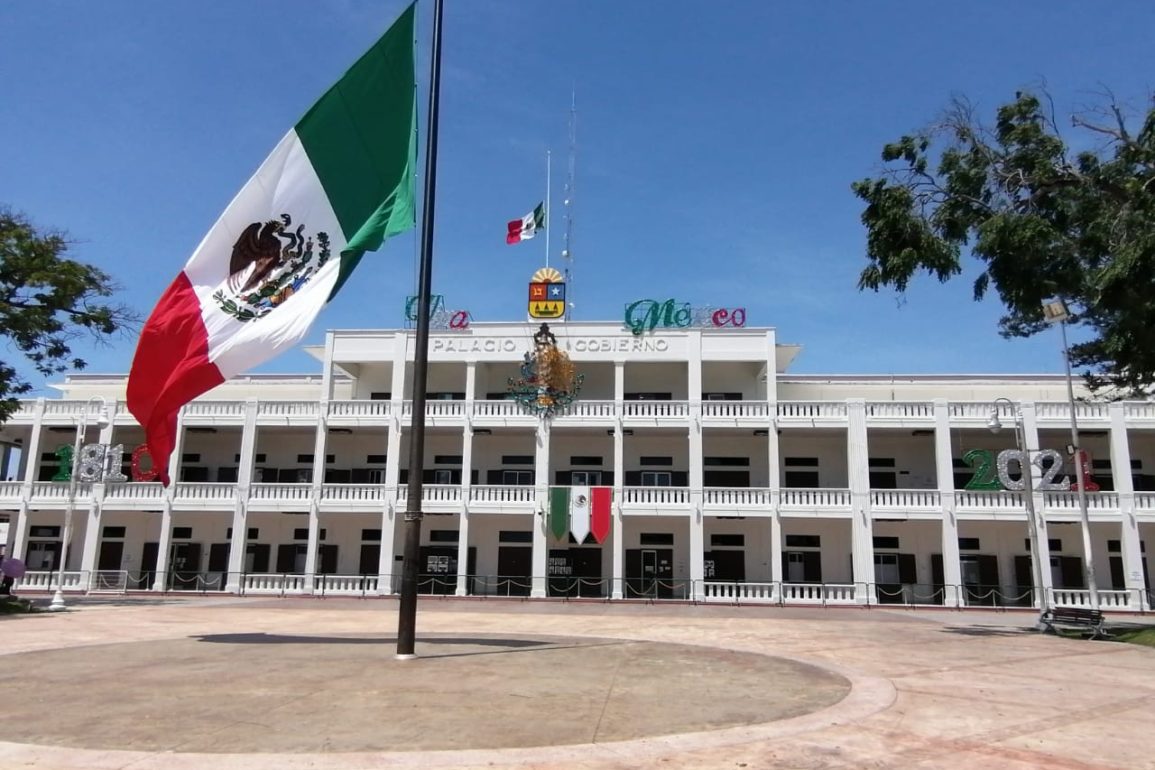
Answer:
562, 88, 576, 321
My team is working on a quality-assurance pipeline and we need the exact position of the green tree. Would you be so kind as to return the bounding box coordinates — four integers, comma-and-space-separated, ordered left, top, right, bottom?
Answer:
0, 208, 137, 421
853, 90, 1155, 395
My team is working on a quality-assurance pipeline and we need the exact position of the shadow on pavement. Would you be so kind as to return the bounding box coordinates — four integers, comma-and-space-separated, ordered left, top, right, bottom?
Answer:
194, 632, 553, 647
939, 625, 1038, 637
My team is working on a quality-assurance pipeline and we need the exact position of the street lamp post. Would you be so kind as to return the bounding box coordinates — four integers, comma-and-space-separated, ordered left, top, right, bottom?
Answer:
988, 397, 1049, 615
48, 396, 109, 612
1041, 299, 1099, 609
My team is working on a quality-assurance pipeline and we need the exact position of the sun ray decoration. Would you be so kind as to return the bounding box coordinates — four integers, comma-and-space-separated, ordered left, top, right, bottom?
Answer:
507, 324, 583, 418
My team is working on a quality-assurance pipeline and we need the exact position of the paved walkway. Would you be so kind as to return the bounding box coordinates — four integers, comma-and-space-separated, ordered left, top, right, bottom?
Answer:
1, 596, 1153, 769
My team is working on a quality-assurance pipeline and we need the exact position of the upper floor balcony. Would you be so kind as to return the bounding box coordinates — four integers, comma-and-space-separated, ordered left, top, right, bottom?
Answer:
6, 397, 1153, 433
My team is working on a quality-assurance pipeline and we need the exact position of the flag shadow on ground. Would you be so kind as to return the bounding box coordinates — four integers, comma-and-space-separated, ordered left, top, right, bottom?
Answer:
190, 633, 626, 659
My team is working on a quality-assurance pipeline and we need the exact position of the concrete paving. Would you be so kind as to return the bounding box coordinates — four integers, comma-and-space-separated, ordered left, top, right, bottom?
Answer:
1, 596, 1153, 769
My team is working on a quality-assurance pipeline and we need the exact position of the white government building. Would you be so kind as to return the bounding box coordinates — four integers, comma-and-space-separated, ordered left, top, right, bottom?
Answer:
1, 319, 1151, 610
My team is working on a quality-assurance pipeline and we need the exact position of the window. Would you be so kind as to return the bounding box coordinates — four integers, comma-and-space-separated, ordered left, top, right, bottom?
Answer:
704, 457, 750, 467
571, 470, 603, 485
499, 531, 533, 543
351, 468, 385, 484
361, 529, 382, 541
433, 469, 453, 485
180, 466, 210, 482
102, 526, 126, 539
625, 392, 672, 401
784, 470, 819, 488
873, 536, 900, 549
369, 391, 391, 400
711, 534, 744, 547
570, 456, 604, 466
640, 471, 672, 487
226, 527, 260, 539
639, 456, 673, 466
30, 526, 61, 538
485, 392, 515, 400
785, 457, 819, 467
366, 454, 387, 464
785, 534, 821, 548
958, 538, 981, 551
868, 458, 896, 467
429, 529, 459, 543
639, 532, 674, 545
172, 527, 193, 539
235, 453, 267, 463
427, 392, 465, 400
1025, 538, 1064, 552
434, 455, 463, 465
502, 470, 533, 485
292, 528, 327, 541
217, 467, 238, 483
502, 455, 534, 465
181, 453, 201, 463
703, 392, 742, 401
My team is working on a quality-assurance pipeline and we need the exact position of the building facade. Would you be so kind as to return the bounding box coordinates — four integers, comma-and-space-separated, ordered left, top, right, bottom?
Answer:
1, 321, 1152, 609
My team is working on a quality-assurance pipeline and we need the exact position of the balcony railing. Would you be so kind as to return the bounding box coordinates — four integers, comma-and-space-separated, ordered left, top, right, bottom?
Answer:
954, 490, 1026, 510
865, 402, 932, 420
396, 484, 461, 504
469, 485, 535, 504
621, 486, 690, 505
701, 401, 770, 419
29, 481, 92, 501
257, 401, 318, 419
870, 489, 940, 510
781, 582, 857, 604
778, 488, 851, 509
183, 401, 245, 419
1050, 588, 1135, 609
1043, 491, 1119, 511
249, 483, 312, 501
472, 400, 524, 418
320, 484, 384, 503
702, 488, 770, 507
104, 482, 165, 502
558, 400, 616, 418
328, 400, 391, 418
1136, 493, 1155, 511
776, 402, 848, 420
702, 581, 778, 603
1033, 402, 1110, 421
622, 401, 689, 419
0, 481, 22, 500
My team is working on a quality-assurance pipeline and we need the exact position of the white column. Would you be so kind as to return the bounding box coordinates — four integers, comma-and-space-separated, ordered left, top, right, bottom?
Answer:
378, 332, 409, 593
21, 399, 46, 488
79, 501, 101, 580
152, 502, 173, 592
456, 363, 476, 596
225, 399, 259, 592
10, 502, 30, 561
1021, 403, 1054, 602
933, 399, 962, 607
306, 333, 336, 594
531, 420, 550, 598
1109, 403, 1147, 609
766, 331, 782, 587
611, 361, 625, 599
847, 399, 873, 603
687, 331, 704, 600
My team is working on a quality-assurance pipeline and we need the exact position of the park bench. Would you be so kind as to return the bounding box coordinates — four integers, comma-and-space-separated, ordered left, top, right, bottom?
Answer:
1042, 606, 1108, 639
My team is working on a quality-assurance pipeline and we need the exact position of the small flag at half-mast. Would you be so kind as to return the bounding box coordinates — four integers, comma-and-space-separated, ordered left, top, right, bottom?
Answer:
506, 203, 545, 244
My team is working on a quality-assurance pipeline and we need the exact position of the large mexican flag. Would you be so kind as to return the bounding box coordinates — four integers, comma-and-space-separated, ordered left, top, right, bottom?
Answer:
549, 486, 612, 543
128, 5, 417, 485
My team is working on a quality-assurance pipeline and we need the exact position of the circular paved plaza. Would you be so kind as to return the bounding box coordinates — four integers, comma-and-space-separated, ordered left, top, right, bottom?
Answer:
1, 596, 1153, 769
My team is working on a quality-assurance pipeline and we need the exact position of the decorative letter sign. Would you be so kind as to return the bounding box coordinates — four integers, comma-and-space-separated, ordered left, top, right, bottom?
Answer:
624, 299, 746, 335
963, 447, 1077, 492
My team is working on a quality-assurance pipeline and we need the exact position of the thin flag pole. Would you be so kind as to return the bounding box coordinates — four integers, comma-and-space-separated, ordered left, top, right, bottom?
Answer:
545, 149, 551, 269
396, 0, 444, 660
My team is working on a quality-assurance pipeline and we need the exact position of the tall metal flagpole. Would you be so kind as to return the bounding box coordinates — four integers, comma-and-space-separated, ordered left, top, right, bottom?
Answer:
562, 88, 576, 321
396, 0, 444, 660
544, 150, 551, 269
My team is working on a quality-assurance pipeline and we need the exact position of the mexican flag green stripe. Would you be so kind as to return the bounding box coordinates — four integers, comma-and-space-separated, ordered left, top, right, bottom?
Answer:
549, 486, 571, 540
295, 3, 417, 300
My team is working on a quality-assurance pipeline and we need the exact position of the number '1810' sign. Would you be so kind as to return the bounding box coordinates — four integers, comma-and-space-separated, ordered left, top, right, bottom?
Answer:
52, 443, 160, 483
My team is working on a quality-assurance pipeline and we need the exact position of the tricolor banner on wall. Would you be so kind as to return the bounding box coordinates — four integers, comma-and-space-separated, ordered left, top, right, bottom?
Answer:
549, 486, 612, 543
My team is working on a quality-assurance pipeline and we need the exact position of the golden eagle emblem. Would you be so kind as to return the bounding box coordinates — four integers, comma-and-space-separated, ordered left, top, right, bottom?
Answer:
212, 214, 331, 323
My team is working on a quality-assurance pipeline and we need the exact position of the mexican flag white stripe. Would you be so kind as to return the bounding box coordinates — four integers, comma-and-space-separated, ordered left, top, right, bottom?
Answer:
128, 4, 416, 485
569, 485, 592, 543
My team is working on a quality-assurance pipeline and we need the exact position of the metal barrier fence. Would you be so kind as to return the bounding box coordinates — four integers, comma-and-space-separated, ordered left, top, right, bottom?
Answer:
8, 571, 1150, 611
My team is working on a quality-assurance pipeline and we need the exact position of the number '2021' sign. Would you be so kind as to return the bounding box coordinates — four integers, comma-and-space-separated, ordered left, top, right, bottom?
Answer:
962, 448, 1099, 492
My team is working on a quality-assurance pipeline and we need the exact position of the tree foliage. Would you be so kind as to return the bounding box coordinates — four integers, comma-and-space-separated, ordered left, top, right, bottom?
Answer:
0, 208, 137, 421
853, 90, 1155, 395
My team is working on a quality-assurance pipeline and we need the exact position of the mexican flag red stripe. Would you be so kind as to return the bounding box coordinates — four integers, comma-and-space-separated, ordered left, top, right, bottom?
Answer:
127, 5, 416, 485
590, 486, 612, 544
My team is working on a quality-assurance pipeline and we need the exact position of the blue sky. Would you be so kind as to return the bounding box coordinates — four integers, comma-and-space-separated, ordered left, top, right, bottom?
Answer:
3, 1, 1154, 394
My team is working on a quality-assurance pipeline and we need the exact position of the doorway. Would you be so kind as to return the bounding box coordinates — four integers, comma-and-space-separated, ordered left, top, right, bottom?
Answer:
625, 548, 674, 598
497, 546, 532, 596
169, 542, 202, 590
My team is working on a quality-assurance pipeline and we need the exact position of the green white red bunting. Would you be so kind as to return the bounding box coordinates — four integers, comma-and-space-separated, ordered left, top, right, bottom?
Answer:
549, 486, 612, 543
